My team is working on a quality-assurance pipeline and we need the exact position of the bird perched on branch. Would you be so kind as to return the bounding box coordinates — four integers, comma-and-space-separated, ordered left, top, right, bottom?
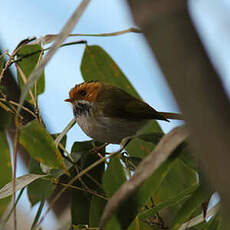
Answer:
65, 81, 182, 144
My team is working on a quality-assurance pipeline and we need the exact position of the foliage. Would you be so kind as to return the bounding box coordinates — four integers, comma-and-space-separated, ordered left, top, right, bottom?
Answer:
0, 39, 220, 230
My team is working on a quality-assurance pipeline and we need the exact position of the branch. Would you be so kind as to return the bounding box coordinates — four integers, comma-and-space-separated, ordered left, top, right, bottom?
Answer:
128, 0, 230, 216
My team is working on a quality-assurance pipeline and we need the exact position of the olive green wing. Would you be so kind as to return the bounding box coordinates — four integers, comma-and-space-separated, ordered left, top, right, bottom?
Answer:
96, 85, 168, 121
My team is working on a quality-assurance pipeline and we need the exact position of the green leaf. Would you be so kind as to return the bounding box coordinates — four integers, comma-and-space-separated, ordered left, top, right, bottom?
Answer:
0, 132, 12, 217
81, 45, 140, 99
16, 44, 45, 102
126, 120, 163, 158
89, 196, 106, 227
171, 177, 212, 229
128, 216, 154, 230
138, 184, 198, 222
104, 216, 122, 230
19, 120, 64, 169
154, 159, 198, 226
27, 159, 55, 206
103, 156, 126, 197
0, 108, 11, 131
103, 156, 137, 229
71, 189, 91, 225
178, 142, 198, 170
137, 132, 164, 144
0, 174, 46, 199
135, 156, 176, 209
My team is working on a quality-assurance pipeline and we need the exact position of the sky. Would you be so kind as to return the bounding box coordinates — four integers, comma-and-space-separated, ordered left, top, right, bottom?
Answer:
0, 0, 229, 229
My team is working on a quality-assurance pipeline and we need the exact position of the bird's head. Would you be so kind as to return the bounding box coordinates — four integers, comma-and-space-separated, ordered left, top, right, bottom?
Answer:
65, 81, 102, 117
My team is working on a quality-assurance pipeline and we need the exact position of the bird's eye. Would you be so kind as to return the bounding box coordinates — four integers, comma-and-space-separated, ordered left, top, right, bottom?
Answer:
79, 90, 87, 97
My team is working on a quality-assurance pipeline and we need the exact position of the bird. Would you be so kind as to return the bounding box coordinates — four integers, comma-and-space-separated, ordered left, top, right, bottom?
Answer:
65, 81, 181, 144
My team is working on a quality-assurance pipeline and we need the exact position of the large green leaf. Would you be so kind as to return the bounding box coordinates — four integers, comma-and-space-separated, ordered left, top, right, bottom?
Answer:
134, 144, 189, 211
136, 156, 176, 210
89, 196, 106, 227
81, 45, 140, 99
171, 176, 212, 229
138, 184, 198, 222
16, 44, 45, 102
0, 132, 12, 217
19, 120, 64, 169
153, 159, 198, 226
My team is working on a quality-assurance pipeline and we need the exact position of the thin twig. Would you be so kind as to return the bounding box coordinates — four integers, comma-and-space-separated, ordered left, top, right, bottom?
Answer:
51, 180, 108, 201
54, 118, 76, 146
13, 40, 87, 64
69, 27, 141, 37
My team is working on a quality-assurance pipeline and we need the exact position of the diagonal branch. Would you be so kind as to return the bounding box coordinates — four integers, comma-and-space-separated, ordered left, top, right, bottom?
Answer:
128, 0, 230, 216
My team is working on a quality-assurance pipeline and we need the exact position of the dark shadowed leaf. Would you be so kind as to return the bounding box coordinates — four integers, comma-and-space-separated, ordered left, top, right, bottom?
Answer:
89, 196, 106, 227
0, 108, 11, 131
19, 120, 64, 169
103, 156, 137, 229
0, 132, 12, 217
16, 44, 45, 102
70, 141, 105, 226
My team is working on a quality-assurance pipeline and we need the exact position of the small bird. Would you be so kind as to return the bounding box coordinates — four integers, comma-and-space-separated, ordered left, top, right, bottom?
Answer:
65, 81, 180, 144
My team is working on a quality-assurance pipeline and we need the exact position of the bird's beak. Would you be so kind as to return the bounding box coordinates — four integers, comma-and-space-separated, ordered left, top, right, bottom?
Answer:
65, 98, 73, 103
